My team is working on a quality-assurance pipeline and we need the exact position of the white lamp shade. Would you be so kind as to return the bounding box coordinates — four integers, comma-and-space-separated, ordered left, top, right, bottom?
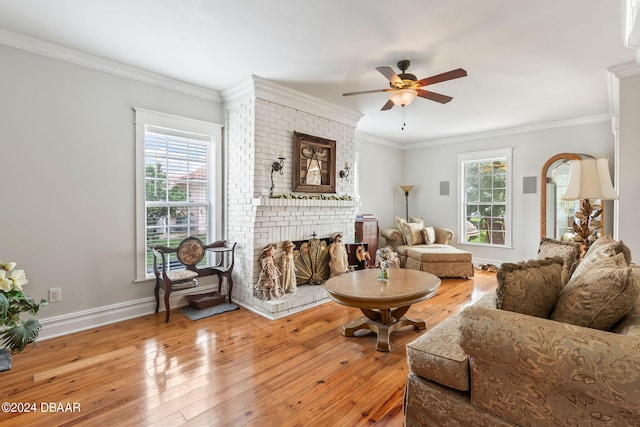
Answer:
563, 158, 618, 200
389, 89, 418, 106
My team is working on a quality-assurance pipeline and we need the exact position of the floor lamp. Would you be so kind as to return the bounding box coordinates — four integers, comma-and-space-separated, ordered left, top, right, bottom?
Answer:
400, 185, 414, 221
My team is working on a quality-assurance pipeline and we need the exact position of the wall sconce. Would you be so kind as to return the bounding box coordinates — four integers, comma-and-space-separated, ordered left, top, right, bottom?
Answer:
269, 154, 285, 197
339, 162, 351, 181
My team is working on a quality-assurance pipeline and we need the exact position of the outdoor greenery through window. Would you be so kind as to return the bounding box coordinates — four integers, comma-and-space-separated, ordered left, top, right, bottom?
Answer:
460, 150, 511, 246
145, 129, 210, 275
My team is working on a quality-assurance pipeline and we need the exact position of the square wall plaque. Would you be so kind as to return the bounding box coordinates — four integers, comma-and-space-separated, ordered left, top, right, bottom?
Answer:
523, 176, 537, 194
439, 181, 450, 196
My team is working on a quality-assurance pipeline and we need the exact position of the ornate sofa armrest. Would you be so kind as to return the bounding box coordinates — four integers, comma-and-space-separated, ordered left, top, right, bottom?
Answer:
380, 227, 403, 251
433, 227, 454, 245
459, 306, 640, 413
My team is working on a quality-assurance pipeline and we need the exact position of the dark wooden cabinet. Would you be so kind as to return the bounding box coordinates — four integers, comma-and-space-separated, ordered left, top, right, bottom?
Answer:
355, 214, 378, 267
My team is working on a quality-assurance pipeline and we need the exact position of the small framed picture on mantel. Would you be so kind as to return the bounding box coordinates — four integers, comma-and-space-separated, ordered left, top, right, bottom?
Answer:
293, 131, 336, 194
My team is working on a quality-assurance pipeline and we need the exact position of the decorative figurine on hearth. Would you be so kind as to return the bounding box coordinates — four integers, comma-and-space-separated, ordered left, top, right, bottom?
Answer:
254, 244, 284, 300
281, 240, 297, 293
355, 245, 371, 270
329, 232, 349, 277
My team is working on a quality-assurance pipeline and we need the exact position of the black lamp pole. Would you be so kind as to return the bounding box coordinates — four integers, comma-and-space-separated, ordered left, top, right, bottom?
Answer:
400, 185, 414, 220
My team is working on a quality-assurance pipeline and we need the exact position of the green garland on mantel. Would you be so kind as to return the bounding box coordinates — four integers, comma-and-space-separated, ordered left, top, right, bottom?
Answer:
270, 194, 352, 201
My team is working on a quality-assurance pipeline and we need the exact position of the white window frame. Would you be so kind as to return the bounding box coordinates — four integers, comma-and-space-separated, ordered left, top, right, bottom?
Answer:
457, 147, 513, 248
134, 108, 223, 281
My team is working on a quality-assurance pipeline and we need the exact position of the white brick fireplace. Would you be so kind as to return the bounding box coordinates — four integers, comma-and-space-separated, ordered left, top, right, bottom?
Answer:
222, 76, 363, 319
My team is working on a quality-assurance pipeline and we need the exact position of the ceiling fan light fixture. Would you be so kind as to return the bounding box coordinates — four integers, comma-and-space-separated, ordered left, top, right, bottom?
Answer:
389, 88, 417, 107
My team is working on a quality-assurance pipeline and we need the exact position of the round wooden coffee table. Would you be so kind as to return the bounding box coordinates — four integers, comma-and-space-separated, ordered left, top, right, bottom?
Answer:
325, 268, 441, 352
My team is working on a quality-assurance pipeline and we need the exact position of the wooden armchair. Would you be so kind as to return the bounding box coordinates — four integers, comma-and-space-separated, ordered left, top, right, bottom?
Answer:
152, 237, 236, 322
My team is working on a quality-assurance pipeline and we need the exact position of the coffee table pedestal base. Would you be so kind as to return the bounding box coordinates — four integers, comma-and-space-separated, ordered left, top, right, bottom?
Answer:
341, 307, 426, 352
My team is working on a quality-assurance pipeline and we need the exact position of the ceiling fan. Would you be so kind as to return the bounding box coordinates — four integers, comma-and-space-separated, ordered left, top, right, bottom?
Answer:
343, 60, 467, 111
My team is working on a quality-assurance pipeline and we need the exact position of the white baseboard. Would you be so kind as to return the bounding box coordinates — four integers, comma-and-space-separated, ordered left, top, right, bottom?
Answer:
37, 284, 217, 341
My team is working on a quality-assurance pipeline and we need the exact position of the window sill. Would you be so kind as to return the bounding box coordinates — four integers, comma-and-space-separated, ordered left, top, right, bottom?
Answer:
459, 242, 514, 249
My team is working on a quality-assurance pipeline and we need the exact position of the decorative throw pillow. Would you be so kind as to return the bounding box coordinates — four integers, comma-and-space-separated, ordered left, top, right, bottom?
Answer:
585, 234, 615, 255
402, 222, 425, 246
584, 235, 632, 265
537, 237, 581, 285
551, 253, 639, 330
571, 238, 632, 280
396, 217, 424, 245
496, 257, 565, 318
395, 217, 409, 244
409, 217, 425, 227
422, 226, 436, 245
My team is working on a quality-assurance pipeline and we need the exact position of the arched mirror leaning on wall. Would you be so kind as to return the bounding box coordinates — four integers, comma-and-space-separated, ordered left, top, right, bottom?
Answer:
540, 153, 604, 242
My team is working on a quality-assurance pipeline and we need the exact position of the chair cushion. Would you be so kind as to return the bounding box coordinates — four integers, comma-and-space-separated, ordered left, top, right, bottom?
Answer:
406, 245, 472, 263
496, 257, 564, 318
167, 269, 198, 282
537, 237, 581, 285
406, 314, 470, 391
551, 253, 639, 330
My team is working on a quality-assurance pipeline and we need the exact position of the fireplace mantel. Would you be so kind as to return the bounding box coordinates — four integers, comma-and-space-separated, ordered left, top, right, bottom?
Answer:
252, 197, 360, 208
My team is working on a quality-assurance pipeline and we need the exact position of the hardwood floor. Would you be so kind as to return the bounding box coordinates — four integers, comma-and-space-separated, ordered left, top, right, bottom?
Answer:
0, 271, 497, 427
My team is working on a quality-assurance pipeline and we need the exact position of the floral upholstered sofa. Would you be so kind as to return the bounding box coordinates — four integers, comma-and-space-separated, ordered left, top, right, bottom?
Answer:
380, 217, 474, 279
404, 236, 640, 426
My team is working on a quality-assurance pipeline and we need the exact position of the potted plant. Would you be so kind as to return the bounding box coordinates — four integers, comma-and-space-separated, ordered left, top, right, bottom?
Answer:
0, 260, 47, 371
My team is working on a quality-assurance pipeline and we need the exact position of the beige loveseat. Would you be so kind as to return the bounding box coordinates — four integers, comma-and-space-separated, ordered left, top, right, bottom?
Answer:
380, 218, 474, 279
404, 236, 640, 426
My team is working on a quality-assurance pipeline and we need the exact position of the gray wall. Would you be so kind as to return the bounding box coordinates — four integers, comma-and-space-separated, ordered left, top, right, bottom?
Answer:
403, 120, 615, 264
355, 137, 404, 232
356, 120, 617, 264
0, 44, 222, 322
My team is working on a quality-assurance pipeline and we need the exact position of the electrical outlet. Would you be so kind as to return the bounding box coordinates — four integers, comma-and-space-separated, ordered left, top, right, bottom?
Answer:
49, 288, 61, 303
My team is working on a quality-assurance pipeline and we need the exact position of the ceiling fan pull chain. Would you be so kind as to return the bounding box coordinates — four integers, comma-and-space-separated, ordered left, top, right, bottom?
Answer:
401, 106, 406, 130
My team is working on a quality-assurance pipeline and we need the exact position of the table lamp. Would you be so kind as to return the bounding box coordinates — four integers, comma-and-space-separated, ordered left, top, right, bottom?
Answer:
563, 158, 617, 248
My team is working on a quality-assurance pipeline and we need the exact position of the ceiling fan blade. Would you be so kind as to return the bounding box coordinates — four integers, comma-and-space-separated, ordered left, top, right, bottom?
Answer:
417, 68, 467, 86
416, 89, 453, 104
381, 99, 395, 111
376, 66, 401, 85
342, 89, 390, 96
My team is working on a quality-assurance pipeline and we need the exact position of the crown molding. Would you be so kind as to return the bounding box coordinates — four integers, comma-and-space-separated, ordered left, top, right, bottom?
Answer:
355, 131, 403, 149
220, 75, 255, 108
404, 114, 612, 150
221, 75, 363, 127
608, 60, 640, 78
0, 28, 221, 101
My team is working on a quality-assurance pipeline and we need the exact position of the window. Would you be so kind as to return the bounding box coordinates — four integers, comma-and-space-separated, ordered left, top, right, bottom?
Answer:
458, 148, 512, 247
135, 108, 222, 280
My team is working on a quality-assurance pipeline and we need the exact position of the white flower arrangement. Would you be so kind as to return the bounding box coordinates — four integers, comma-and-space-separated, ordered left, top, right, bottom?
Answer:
0, 260, 47, 353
